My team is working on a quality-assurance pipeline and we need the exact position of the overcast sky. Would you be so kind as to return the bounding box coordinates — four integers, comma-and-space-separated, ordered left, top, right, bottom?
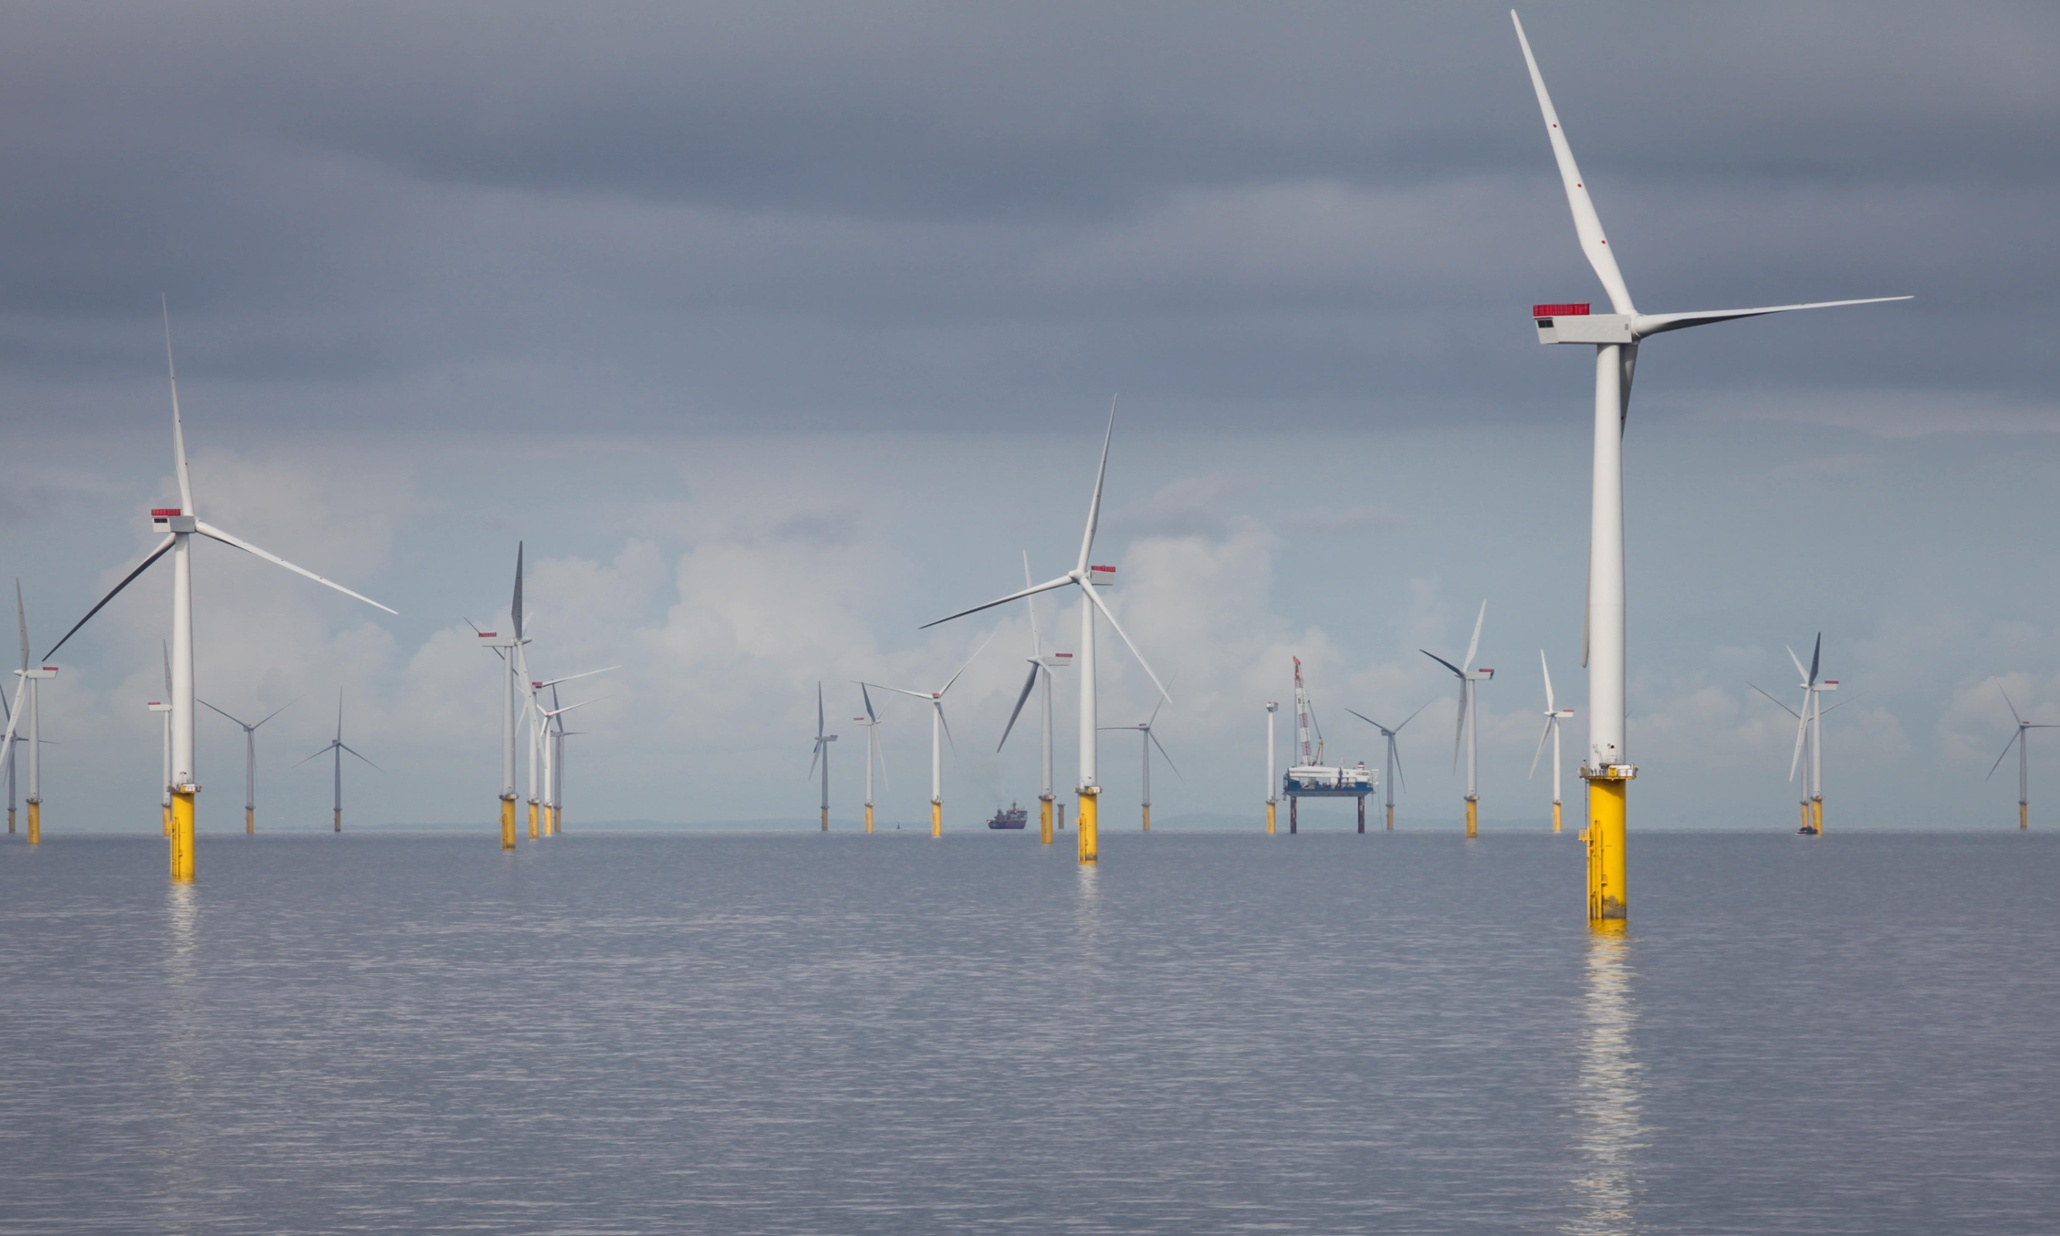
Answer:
2, 1, 2058, 834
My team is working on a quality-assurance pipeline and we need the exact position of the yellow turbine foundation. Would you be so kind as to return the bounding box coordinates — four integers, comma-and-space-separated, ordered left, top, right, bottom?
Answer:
2021, 802, 2029, 831
1465, 797, 1478, 839
500, 796, 517, 850
930, 800, 942, 837
820, 807, 829, 832
27, 800, 41, 846
1266, 801, 1276, 835
1812, 798, 1824, 834
1141, 805, 1150, 833
170, 789, 196, 883
528, 800, 539, 840
333, 808, 342, 833
1552, 801, 1562, 833
864, 803, 874, 834
1800, 801, 1811, 832
246, 806, 255, 835
1385, 803, 1394, 832
1584, 773, 1627, 924
1077, 789, 1098, 864
1039, 795, 1052, 845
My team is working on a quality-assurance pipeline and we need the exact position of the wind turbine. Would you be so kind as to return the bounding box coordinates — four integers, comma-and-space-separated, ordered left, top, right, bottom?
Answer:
528, 664, 616, 836
1529, 651, 1578, 833
1101, 697, 1176, 832
1, 683, 12, 835
861, 633, 995, 836
919, 400, 1170, 864
1988, 682, 2057, 831
199, 696, 294, 834
539, 687, 598, 833
37, 305, 394, 880
476, 544, 527, 850
1511, 14, 1908, 920
298, 690, 376, 832
851, 684, 890, 834
1265, 701, 1279, 835
997, 551, 1073, 845
809, 682, 838, 831
1422, 601, 1494, 838
1748, 635, 1838, 834
1346, 699, 1433, 833
1, 581, 59, 845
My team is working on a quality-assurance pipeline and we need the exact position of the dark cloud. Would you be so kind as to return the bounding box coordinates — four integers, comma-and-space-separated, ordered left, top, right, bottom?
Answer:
0, 1, 2052, 433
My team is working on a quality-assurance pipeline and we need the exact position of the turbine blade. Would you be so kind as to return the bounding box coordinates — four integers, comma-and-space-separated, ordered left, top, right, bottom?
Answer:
512, 541, 525, 640
998, 662, 1039, 752
1749, 683, 1801, 720
14, 579, 27, 671
193, 521, 396, 614
198, 698, 250, 727
340, 743, 379, 770
1023, 550, 1043, 658
920, 575, 1073, 631
1345, 707, 1382, 730
817, 682, 826, 740
808, 743, 821, 779
0, 677, 26, 763
1463, 600, 1486, 672
162, 297, 195, 515
1787, 645, 1808, 683
1083, 584, 1169, 704
1391, 736, 1407, 794
1453, 688, 1467, 773
1631, 297, 1911, 339
1998, 680, 2025, 726
255, 698, 298, 729
1789, 702, 1809, 782
1398, 698, 1434, 731
938, 629, 999, 697
938, 703, 957, 757
1540, 649, 1554, 711
1420, 649, 1465, 679
42, 534, 177, 661
534, 665, 620, 689
859, 682, 936, 702
1510, 13, 1636, 314
1149, 729, 1181, 781
1076, 395, 1117, 574
1809, 634, 1822, 686
295, 744, 332, 768
1988, 730, 2022, 781
861, 683, 878, 723
1530, 717, 1552, 779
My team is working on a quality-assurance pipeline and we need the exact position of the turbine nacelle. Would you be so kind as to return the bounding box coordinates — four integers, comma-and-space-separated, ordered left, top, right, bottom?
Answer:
150, 509, 195, 532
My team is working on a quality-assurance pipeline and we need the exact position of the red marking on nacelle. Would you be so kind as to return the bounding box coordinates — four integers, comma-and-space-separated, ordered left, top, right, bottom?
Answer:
532, 682, 543, 689
1055, 653, 1073, 659
1090, 564, 1116, 573
151, 508, 182, 517
1532, 304, 1590, 318
477, 631, 497, 638
43, 667, 57, 674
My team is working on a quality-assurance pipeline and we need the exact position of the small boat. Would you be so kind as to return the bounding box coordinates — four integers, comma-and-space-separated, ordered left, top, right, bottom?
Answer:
986, 803, 1028, 830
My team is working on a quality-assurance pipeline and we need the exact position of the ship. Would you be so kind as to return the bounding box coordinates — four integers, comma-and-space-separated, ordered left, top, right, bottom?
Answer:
986, 803, 1029, 830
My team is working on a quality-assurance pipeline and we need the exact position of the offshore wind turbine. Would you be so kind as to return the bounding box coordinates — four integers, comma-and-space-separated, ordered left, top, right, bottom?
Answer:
2, 581, 59, 845
1988, 682, 2057, 831
1422, 601, 1494, 838
539, 688, 598, 833
298, 691, 377, 832
529, 665, 615, 835
1748, 635, 1839, 834
1, 684, 12, 835
852, 684, 890, 834
1529, 651, 1578, 833
997, 552, 1073, 844
861, 632, 995, 836
809, 682, 838, 831
1265, 701, 1279, 834
919, 401, 1169, 864
475, 544, 527, 850
1346, 700, 1432, 832
1512, 13, 1907, 921
1101, 697, 1176, 832
38, 307, 393, 880
200, 696, 293, 834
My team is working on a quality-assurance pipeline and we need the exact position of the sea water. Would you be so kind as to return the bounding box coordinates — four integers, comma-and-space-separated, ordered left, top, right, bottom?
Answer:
1, 830, 2053, 1234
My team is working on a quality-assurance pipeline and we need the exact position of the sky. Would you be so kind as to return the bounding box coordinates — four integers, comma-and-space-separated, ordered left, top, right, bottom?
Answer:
2, 1, 2058, 833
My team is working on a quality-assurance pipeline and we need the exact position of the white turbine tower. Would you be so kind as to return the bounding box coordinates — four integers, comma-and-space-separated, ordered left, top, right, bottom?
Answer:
1422, 601, 1494, 838
199, 696, 293, 834
0, 582, 58, 846
475, 544, 527, 850
861, 632, 995, 837
38, 306, 394, 880
1529, 651, 1578, 833
1101, 697, 1176, 832
852, 684, 890, 834
1512, 14, 1907, 921
1264, 701, 1279, 835
809, 682, 838, 831
920, 401, 1169, 864
996, 551, 1073, 845
539, 687, 598, 833
1988, 682, 2057, 831
1346, 700, 1432, 833
298, 690, 376, 832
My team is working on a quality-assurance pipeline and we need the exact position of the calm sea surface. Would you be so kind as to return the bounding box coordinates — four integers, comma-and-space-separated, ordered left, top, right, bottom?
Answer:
0, 829, 2053, 1234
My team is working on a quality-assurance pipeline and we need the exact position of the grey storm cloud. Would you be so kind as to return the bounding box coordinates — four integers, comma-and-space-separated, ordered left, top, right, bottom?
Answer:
0, 1, 2053, 433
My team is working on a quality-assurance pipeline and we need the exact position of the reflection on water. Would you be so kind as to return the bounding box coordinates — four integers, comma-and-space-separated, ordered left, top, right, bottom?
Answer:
1568, 924, 1646, 1236
162, 884, 203, 1225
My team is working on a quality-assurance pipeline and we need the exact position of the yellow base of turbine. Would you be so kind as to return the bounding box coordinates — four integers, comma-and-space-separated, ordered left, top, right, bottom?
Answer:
1552, 800, 1562, 834
1386, 802, 1394, 832
500, 796, 517, 850
864, 803, 874, 834
1812, 798, 1824, 835
246, 806, 255, 835
333, 808, 342, 833
1265, 800, 1276, 835
931, 800, 942, 837
170, 789, 195, 883
820, 807, 829, 832
1583, 771, 1628, 924
1465, 797, 1478, 839
528, 800, 539, 840
26, 800, 40, 846
1039, 795, 1052, 845
1077, 788, 1098, 864
1141, 805, 1150, 833
2021, 801, 2029, 831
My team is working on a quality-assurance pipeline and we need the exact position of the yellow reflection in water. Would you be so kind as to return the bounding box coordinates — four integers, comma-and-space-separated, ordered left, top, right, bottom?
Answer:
1567, 923, 1646, 1236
